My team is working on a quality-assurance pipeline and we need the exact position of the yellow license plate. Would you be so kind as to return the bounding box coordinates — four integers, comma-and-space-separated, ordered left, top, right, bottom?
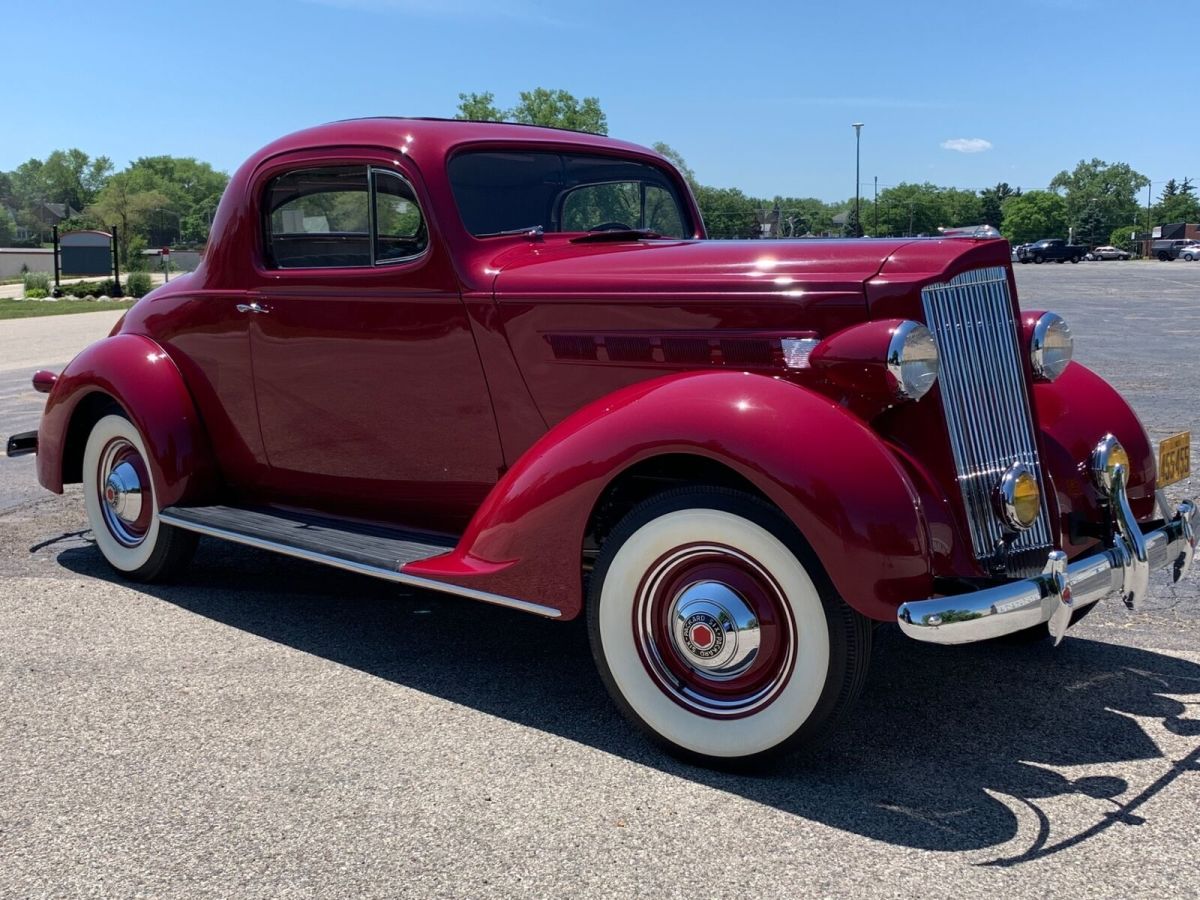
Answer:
1159, 431, 1191, 487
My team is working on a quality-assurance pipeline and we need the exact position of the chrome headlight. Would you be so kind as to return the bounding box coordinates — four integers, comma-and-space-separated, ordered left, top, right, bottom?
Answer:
1030, 312, 1072, 382
886, 321, 940, 400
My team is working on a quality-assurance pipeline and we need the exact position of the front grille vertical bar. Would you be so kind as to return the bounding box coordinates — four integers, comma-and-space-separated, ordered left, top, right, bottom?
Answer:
921, 266, 1053, 576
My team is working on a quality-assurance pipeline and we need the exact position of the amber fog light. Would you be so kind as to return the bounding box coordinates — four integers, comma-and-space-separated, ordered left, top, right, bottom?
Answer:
995, 463, 1041, 531
1091, 434, 1130, 496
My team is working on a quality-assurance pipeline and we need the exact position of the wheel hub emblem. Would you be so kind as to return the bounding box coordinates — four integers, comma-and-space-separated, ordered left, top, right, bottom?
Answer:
682, 612, 725, 660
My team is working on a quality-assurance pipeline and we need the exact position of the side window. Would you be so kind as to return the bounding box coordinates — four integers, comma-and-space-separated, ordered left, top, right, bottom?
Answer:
266, 167, 371, 268
264, 165, 427, 269
373, 170, 428, 264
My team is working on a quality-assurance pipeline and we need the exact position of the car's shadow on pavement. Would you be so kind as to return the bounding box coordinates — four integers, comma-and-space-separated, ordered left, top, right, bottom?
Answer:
56, 537, 1200, 863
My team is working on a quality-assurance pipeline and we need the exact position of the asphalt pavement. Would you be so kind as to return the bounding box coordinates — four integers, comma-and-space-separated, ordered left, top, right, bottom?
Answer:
0, 261, 1197, 898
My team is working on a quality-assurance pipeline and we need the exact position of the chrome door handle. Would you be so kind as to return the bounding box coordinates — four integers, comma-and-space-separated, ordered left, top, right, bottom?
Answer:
236, 302, 270, 314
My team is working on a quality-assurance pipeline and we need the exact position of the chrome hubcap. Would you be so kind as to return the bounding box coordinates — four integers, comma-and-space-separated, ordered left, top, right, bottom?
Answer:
669, 581, 760, 679
104, 462, 143, 523
634, 544, 796, 718
97, 438, 149, 547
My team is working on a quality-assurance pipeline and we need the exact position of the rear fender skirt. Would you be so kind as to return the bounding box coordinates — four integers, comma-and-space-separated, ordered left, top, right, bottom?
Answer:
37, 334, 216, 507
405, 371, 933, 620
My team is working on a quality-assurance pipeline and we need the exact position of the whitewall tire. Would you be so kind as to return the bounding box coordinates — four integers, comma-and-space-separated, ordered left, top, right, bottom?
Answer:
82, 413, 196, 582
587, 487, 871, 765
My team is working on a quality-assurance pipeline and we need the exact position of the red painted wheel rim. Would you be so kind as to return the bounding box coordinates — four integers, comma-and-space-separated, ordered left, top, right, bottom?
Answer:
632, 543, 797, 718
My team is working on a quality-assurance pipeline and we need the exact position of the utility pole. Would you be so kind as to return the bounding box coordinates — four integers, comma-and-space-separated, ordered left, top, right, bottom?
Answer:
852, 123, 864, 237
873, 175, 878, 235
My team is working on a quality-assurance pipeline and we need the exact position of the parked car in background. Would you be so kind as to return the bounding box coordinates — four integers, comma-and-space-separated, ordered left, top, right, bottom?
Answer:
8, 118, 1196, 766
1151, 239, 1200, 261
1088, 245, 1132, 261
1016, 238, 1087, 264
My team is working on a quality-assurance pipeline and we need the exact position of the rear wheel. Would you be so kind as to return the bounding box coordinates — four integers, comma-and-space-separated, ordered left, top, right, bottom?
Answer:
587, 487, 871, 766
82, 413, 197, 582
1071, 254, 1081, 263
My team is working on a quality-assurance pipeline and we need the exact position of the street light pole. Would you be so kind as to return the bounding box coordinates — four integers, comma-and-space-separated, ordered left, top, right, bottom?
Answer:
852, 123, 864, 237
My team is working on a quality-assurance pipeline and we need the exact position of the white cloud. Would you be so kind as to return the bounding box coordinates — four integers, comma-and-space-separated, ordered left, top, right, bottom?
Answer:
941, 138, 993, 154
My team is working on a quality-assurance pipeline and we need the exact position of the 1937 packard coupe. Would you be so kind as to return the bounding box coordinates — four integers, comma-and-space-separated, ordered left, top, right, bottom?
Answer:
9, 119, 1195, 764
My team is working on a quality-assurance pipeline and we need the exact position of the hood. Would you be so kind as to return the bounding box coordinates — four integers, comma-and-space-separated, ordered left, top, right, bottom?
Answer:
489, 237, 923, 301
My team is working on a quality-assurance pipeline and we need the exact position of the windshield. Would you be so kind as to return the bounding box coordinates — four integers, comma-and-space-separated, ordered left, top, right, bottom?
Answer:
448, 150, 691, 238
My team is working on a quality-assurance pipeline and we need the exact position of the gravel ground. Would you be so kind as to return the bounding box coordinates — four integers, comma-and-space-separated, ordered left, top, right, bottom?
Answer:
0, 260, 1197, 898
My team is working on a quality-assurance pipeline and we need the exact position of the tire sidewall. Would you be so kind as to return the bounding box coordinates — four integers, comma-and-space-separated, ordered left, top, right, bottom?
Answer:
588, 489, 846, 763
83, 414, 161, 573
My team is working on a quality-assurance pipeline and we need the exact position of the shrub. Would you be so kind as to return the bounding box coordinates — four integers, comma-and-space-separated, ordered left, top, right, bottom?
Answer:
59, 279, 118, 298
23, 271, 51, 295
25, 288, 48, 299
126, 272, 153, 297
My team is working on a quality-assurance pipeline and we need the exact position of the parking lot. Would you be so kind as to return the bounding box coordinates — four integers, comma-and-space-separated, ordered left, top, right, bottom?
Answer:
1, 260, 1197, 898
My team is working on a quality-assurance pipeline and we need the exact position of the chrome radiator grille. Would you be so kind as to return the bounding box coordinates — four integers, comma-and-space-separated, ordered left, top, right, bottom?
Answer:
921, 266, 1054, 577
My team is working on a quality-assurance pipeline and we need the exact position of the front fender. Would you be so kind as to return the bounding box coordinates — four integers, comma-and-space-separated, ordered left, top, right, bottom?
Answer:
37, 334, 215, 508
407, 371, 933, 620
1034, 361, 1156, 560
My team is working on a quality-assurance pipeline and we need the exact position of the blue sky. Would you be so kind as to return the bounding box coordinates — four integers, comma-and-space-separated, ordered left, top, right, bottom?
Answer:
5, 0, 1193, 202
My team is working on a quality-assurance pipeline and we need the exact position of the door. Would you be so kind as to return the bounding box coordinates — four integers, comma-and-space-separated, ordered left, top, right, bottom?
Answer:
247, 156, 503, 532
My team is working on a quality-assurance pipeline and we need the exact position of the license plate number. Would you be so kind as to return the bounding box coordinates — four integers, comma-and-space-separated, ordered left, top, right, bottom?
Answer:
1158, 432, 1191, 487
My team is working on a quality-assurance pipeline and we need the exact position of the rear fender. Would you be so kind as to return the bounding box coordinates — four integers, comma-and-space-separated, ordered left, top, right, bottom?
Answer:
37, 334, 215, 507
406, 371, 933, 620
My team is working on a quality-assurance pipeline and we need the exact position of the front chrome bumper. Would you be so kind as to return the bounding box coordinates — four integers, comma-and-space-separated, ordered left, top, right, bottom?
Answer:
897, 469, 1196, 646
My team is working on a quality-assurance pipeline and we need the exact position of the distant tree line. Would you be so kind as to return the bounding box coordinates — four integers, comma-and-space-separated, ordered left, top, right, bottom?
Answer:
3, 88, 1195, 259
456, 89, 1200, 247
0, 150, 229, 265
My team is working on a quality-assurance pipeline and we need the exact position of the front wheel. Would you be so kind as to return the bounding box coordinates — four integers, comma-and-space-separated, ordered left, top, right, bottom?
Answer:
83, 413, 197, 582
1034, 254, 1044, 264
1071, 255, 1081, 263
587, 487, 872, 766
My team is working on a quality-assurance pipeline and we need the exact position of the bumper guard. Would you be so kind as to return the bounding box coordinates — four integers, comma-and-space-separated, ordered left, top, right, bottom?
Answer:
898, 467, 1196, 645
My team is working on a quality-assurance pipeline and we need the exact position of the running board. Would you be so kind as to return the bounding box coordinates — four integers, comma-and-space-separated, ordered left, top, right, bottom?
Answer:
158, 504, 561, 619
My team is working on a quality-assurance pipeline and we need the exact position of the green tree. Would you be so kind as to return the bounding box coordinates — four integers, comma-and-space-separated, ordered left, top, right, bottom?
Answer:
1109, 225, 1140, 252
123, 156, 229, 243
1154, 177, 1200, 225
509, 88, 607, 134
455, 92, 504, 122
41, 149, 113, 211
652, 142, 697, 190
773, 196, 836, 236
1049, 158, 1148, 248
872, 183, 961, 236
454, 88, 608, 134
979, 182, 1020, 227
694, 185, 760, 239
844, 205, 863, 238
87, 172, 169, 263
1000, 190, 1068, 244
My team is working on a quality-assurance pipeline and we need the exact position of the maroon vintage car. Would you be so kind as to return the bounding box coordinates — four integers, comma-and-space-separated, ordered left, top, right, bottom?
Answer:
9, 119, 1195, 764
